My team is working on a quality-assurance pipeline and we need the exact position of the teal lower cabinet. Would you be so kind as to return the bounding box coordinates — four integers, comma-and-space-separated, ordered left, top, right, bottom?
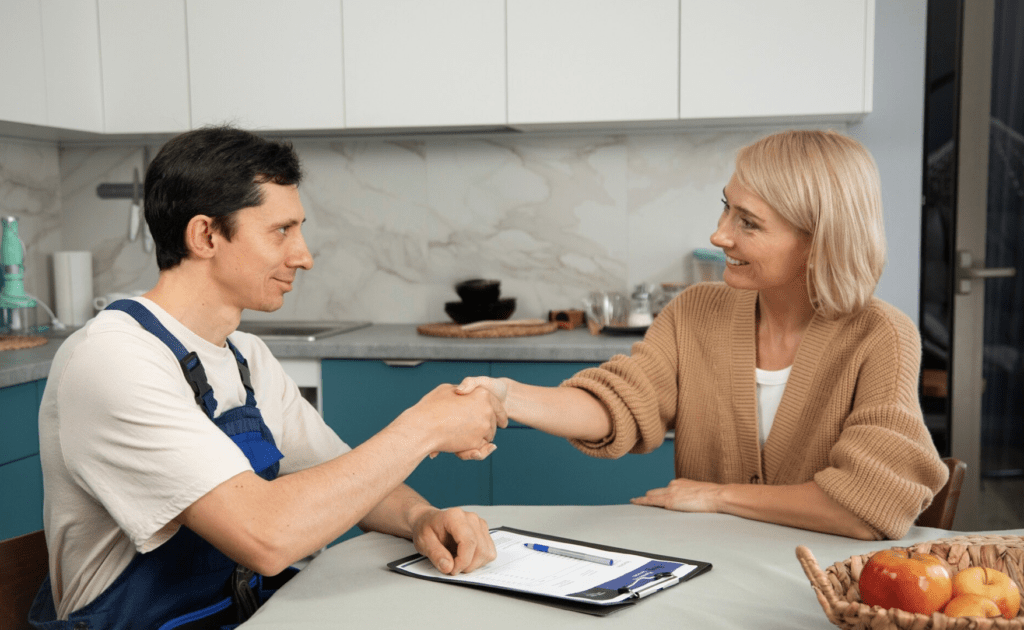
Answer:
491, 431, 676, 505
0, 454, 44, 540
0, 379, 46, 540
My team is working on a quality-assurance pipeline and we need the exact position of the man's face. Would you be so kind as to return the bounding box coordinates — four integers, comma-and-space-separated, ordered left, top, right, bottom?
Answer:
211, 182, 313, 313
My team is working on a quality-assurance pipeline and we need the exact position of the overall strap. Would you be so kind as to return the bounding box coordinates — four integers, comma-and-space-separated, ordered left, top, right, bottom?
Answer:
106, 299, 219, 418
226, 338, 257, 408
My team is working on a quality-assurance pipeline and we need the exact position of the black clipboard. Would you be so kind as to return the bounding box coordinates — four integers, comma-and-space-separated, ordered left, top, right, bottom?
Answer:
387, 526, 712, 616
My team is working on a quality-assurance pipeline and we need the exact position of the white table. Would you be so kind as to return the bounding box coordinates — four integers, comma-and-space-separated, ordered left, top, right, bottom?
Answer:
239, 505, 1023, 629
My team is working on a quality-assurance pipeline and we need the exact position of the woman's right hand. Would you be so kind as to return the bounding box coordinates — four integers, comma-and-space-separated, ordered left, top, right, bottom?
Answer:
455, 376, 509, 404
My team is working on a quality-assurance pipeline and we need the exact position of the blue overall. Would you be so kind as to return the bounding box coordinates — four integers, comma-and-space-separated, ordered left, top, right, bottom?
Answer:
30, 300, 292, 630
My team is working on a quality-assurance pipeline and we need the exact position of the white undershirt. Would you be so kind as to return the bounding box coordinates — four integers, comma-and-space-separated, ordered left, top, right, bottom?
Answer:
755, 365, 792, 447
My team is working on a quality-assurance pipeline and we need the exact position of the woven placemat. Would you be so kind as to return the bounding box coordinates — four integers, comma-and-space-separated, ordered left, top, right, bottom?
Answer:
0, 335, 48, 351
417, 321, 558, 338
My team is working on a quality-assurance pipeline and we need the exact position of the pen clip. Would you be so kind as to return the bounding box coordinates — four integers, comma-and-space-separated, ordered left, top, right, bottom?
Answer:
630, 574, 680, 599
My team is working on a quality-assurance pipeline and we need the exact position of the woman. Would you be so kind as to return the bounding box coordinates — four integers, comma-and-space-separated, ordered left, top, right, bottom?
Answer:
458, 130, 948, 540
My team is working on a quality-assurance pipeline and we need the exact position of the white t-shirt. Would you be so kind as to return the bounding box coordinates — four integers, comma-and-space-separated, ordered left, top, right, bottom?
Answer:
755, 365, 792, 447
38, 298, 350, 618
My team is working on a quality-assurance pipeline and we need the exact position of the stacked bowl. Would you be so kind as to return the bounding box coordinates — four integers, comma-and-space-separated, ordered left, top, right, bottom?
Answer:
445, 279, 516, 325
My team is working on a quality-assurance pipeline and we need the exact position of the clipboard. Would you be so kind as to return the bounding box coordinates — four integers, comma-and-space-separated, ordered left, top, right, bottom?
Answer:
387, 526, 712, 616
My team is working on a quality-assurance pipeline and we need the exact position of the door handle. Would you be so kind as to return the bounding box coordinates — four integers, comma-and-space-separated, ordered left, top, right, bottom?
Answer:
956, 250, 1017, 295
382, 360, 425, 367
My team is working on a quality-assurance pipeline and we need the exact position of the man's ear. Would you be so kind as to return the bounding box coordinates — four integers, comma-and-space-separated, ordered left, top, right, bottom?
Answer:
184, 215, 217, 259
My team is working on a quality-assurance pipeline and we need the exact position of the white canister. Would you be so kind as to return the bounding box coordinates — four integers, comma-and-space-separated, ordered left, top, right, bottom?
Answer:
53, 251, 93, 327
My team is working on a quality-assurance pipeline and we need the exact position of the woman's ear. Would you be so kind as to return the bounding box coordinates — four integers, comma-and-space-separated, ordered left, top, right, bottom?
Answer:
184, 215, 217, 259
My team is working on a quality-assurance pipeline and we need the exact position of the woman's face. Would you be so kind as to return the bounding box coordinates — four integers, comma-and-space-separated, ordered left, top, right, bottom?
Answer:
710, 173, 811, 295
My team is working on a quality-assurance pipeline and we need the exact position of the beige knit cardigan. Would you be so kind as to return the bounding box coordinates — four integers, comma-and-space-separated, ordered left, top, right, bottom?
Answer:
564, 283, 948, 539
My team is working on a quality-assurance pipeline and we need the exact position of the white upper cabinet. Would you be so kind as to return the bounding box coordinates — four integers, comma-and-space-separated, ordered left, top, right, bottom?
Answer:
98, 0, 191, 134
2, 0, 877, 138
0, 0, 48, 127
187, 0, 345, 131
679, 0, 874, 121
40, 0, 104, 133
343, 0, 505, 129
507, 0, 679, 126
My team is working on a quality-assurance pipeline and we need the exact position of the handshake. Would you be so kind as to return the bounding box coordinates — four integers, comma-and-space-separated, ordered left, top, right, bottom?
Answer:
398, 376, 512, 462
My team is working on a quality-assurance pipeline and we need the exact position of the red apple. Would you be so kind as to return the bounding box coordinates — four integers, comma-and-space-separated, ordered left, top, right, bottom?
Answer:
859, 549, 953, 615
951, 567, 1021, 619
943, 593, 1001, 618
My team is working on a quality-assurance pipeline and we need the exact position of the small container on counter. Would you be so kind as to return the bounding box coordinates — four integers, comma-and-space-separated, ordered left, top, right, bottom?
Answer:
691, 248, 727, 284
628, 284, 654, 327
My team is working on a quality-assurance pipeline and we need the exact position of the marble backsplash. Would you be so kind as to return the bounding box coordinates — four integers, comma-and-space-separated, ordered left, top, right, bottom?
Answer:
0, 139, 62, 319
5, 126, 825, 326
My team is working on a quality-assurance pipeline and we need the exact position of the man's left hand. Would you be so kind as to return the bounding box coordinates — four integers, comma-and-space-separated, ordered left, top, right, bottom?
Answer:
411, 507, 496, 575
630, 478, 724, 513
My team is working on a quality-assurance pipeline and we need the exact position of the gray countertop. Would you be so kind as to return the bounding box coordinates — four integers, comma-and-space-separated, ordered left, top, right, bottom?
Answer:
0, 324, 639, 388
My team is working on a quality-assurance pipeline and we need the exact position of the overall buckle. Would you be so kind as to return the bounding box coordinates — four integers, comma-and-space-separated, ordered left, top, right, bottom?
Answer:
179, 351, 213, 409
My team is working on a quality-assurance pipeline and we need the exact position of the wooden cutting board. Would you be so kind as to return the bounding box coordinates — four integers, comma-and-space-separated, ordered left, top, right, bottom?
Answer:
417, 319, 557, 338
0, 335, 48, 352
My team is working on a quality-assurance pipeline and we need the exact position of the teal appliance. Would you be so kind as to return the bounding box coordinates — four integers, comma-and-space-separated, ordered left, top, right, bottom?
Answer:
0, 216, 38, 334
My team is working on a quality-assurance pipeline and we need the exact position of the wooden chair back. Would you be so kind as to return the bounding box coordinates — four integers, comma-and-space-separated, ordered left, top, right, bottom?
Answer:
0, 530, 48, 630
915, 457, 967, 530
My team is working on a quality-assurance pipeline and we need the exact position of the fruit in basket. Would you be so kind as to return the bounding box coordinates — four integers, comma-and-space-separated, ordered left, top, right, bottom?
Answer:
858, 549, 953, 615
950, 566, 1021, 619
943, 593, 1001, 618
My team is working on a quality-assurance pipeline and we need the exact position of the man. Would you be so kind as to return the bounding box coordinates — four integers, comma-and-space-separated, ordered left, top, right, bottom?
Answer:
31, 127, 505, 629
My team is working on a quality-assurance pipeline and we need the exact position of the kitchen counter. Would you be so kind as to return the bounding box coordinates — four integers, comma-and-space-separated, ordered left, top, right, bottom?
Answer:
0, 324, 639, 389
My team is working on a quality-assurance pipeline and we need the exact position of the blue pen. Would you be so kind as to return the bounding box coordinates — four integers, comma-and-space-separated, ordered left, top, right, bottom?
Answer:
524, 543, 614, 566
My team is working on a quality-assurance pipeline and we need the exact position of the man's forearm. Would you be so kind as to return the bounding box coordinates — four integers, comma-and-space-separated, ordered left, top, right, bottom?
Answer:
178, 421, 434, 576
357, 483, 434, 539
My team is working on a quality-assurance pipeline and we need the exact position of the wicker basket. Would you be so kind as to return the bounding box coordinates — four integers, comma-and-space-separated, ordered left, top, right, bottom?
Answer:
797, 536, 1024, 630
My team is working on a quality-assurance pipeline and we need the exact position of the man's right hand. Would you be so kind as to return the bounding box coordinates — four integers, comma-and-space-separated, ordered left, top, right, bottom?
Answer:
395, 383, 507, 459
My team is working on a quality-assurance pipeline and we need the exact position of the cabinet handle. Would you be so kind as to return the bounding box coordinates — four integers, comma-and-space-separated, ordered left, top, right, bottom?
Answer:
382, 360, 425, 368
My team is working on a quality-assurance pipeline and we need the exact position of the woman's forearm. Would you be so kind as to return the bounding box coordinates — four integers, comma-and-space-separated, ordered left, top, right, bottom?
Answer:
717, 481, 881, 540
502, 379, 613, 442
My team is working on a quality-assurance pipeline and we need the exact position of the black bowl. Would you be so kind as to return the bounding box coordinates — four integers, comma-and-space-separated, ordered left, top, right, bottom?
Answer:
454, 279, 501, 304
445, 298, 516, 325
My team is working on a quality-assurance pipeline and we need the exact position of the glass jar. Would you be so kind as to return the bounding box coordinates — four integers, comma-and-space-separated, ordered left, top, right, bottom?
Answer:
628, 284, 654, 327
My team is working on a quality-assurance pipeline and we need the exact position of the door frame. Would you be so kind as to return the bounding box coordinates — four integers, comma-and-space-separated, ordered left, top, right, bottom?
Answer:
948, 0, 994, 531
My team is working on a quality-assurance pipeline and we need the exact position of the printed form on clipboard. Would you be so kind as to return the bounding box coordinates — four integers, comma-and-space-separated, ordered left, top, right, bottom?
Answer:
387, 526, 712, 615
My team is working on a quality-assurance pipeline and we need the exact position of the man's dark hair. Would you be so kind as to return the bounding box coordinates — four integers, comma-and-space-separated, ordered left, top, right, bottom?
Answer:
144, 126, 303, 270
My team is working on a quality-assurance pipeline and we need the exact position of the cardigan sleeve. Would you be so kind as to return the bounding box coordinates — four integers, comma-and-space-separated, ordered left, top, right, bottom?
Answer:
813, 307, 949, 539
561, 300, 685, 458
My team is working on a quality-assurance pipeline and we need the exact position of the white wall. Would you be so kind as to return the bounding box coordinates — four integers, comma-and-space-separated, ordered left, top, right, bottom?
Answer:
850, 0, 928, 325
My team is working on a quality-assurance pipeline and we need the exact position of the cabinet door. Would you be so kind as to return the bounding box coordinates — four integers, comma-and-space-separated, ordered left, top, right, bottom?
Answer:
40, 0, 104, 132
679, 0, 873, 120
0, 455, 45, 540
343, 0, 505, 128
0, 381, 43, 466
187, 0, 345, 131
98, 0, 191, 133
322, 360, 492, 510
507, 0, 679, 125
0, 0, 48, 126
492, 431, 675, 505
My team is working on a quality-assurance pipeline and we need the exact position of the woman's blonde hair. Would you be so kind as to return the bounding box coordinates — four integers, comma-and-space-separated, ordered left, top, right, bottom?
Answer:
734, 129, 886, 318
